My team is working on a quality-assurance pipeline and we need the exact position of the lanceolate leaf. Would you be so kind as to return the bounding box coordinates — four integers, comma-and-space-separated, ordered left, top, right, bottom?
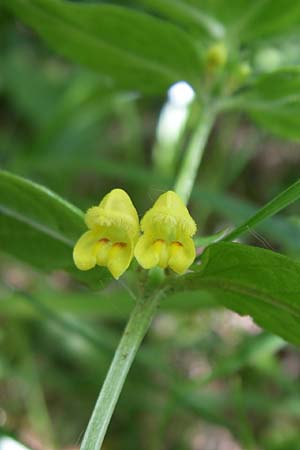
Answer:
187, 0, 300, 42
222, 179, 300, 242
174, 242, 300, 344
5, 0, 201, 94
193, 186, 300, 254
194, 228, 229, 247
0, 171, 109, 287
227, 0, 300, 42
133, 0, 225, 39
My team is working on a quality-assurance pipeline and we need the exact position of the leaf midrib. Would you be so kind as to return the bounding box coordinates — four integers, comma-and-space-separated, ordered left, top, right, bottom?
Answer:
186, 276, 300, 319
0, 204, 74, 247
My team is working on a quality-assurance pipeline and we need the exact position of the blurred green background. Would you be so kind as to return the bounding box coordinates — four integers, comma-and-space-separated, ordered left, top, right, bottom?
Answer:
1, 1, 300, 450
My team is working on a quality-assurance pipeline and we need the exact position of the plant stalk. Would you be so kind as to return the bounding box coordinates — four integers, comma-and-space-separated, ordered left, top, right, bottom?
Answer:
174, 107, 216, 203
80, 292, 161, 450
80, 105, 215, 450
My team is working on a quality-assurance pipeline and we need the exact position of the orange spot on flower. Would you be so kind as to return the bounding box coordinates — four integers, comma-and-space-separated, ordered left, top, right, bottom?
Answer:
113, 242, 127, 248
172, 241, 183, 247
98, 238, 109, 244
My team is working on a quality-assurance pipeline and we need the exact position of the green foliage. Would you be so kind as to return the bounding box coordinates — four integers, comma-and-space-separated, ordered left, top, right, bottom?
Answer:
222, 179, 300, 242
210, 0, 300, 41
4, 0, 201, 93
1, 0, 300, 448
132, 0, 226, 39
177, 242, 300, 344
0, 170, 109, 286
233, 68, 300, 139
4, 0, 300, 138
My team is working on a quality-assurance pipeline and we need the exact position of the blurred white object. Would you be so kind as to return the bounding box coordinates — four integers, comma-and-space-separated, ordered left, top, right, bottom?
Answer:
0, 437, 31, 450
168, 81, 195, 107
153, 81, 195, 175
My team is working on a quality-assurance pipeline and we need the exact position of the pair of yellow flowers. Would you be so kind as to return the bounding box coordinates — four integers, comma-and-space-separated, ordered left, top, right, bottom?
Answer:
73, 189, 197, 279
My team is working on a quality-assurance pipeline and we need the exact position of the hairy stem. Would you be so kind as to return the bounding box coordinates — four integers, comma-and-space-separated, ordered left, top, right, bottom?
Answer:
174, 107, 216, 203
80, 292, 161, 450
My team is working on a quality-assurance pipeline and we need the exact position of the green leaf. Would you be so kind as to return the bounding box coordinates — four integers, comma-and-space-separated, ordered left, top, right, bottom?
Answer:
232, 68, 300, 139
222, 179, 300, 242
0, 171, 109, 286
194, 227, 229, 247
174, 242, 300, 344
193, 186, 300, 254
5, 0, 201, 94
134, 0, 225, 39
227, 0, 300, 42
180, 0, 300, 42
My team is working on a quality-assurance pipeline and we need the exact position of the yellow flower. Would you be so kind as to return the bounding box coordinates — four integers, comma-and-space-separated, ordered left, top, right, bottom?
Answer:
134, 191, 196, 274
73, 189, 139, 279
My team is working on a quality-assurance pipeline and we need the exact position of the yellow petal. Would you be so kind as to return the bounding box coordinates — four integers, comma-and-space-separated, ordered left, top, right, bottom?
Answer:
74, 189, 139, 278
153, 239, 169, 268
85, 189, 139, 240
99, 188, 138, 219
107, 242, 133, 279
73, 230, 101, 271
96, 238, 111, 266
168, 237, 196, 274
141, 191, 196, 237
134, 233, 160, 269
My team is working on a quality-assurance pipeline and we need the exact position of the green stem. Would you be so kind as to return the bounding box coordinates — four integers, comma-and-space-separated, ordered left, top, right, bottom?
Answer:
80, 104, 215, 450
174, 107, 216, 203
80, 292, 161, 450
